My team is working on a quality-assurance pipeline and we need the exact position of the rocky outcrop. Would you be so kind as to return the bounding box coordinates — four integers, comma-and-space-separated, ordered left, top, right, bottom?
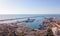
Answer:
1, 17, 59, 36
0, 23, 46, 36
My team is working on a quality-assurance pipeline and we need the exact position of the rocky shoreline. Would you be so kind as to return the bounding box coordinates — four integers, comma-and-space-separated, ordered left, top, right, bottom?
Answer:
0, 21, 47, 36
0, 17, 60, 36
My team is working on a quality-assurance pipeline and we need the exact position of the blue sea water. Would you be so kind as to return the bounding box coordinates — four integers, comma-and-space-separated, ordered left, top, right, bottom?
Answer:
0, 14, 60, 29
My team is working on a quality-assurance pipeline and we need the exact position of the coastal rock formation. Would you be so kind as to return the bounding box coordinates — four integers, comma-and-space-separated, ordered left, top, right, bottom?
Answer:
0, 17, 60, 36
42, 17, 60, 36
0, 23, 43, 36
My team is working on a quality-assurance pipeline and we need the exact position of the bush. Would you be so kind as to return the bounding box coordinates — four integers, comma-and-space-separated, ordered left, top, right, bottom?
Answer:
46, 28, 55, 36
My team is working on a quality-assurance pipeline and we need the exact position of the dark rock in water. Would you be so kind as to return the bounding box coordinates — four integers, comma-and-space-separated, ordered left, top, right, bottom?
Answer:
32, 29, 35, 31
25, 18, 35, 23
38, 24, 45, 30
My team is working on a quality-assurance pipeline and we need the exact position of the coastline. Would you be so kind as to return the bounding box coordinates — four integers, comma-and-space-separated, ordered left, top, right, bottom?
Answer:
0, 16, 60, 36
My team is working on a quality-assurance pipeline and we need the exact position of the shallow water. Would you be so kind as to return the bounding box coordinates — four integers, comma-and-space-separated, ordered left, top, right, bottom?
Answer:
0, 14, 60, 29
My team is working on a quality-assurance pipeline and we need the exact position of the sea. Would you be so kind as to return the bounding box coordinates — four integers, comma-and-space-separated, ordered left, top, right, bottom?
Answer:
0, 14, 60, 29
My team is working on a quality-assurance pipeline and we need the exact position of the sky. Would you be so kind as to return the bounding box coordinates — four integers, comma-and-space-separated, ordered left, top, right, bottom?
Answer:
0, 0, 60, 14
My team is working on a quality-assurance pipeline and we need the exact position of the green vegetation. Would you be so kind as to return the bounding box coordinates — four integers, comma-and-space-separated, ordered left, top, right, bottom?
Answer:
37, 33, 40, 36
46, 28, 55, 36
